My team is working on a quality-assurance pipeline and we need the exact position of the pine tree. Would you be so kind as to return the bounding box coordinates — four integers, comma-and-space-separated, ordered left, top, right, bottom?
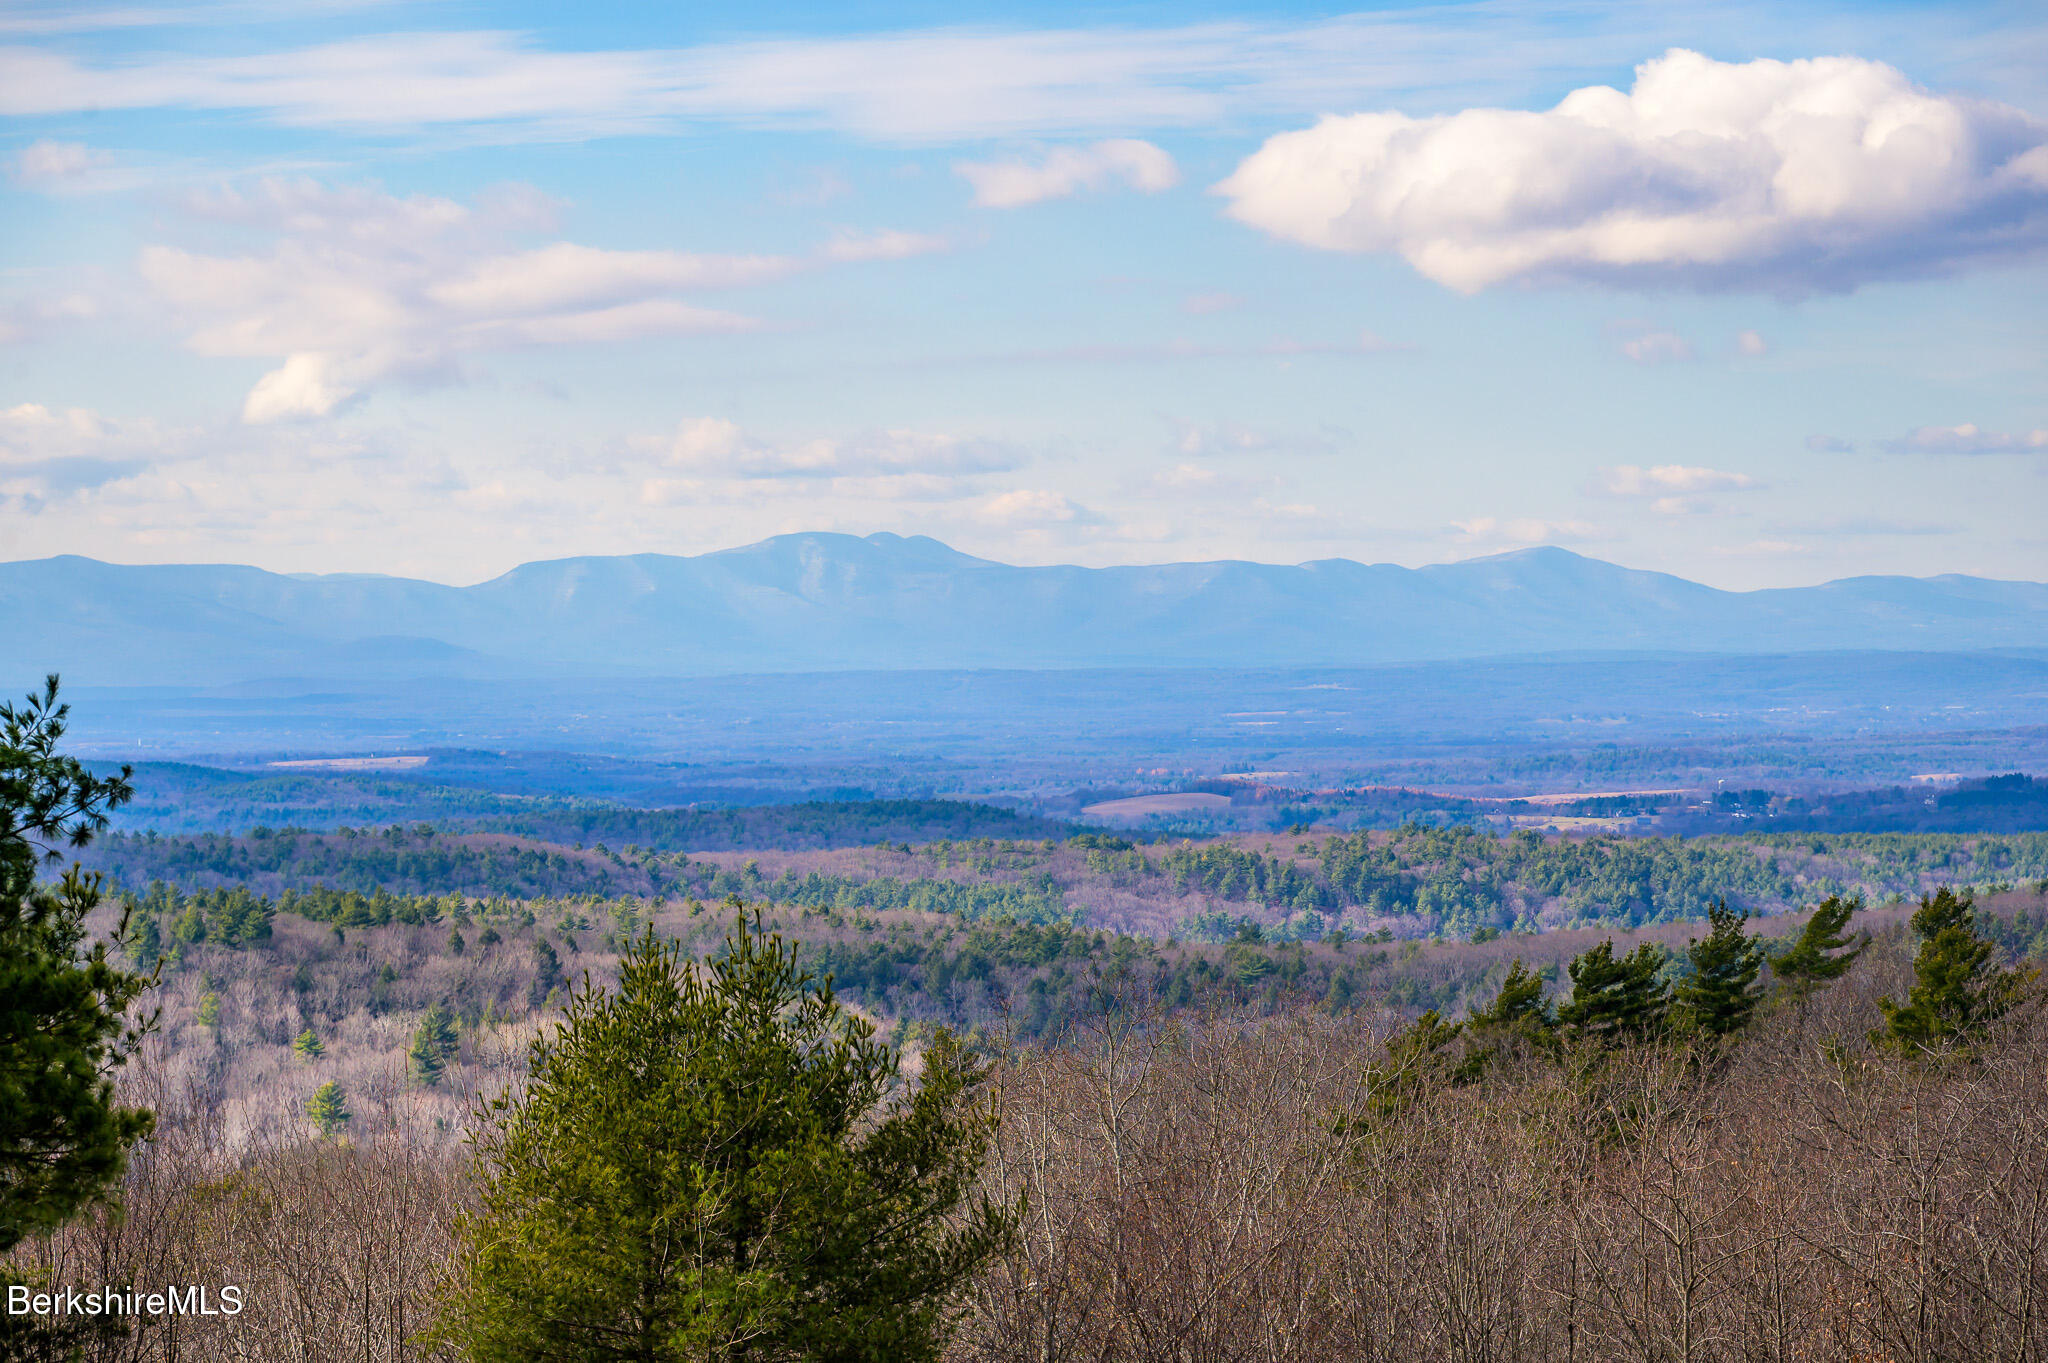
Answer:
1876, 887, 2033, 1055
306, 1082, 350, 1137
1676, 902, 1765, 1038
436, 913, 1013, 1362
1467, 958, 1554, 1038
528, 937, 561, 1007
292, 1028, 324, 1062
410, 1002, 459, 1087
1774, 894, 1868, 992
196, 990, 221, 1029
409, 1026, 444, 1088
1556, 940, 1671, 1046
0, 677, 154, 1258
448, 927, 466, 956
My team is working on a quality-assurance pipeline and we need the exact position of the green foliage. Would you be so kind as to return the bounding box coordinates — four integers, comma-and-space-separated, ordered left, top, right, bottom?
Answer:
438, 913, 1013, 1362
529, 938, 561, 1007
306, 1081, 350, 1137
1875, 888, 2034, 1055
1773, 894, 1868, 990
1467, 958, 1555, 1040
292, 1028, 324, 1062
0, 677, 155, 1256
1675, 903, 1765, 1038
196, 990, 221, 1029
410, 1003, 459, 1087
1556, 939, 1671, 1046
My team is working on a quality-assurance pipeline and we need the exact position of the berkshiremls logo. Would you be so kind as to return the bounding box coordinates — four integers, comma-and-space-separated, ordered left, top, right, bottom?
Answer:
7, 1285, 244, 1317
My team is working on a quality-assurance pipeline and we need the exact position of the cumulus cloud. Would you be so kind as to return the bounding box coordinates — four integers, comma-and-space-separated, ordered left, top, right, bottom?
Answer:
1878, 422, 2048, 455
1595, 463, 1758, 514
1736, 329, 1769, 356
1216, 49, 2048, 293
1450, 516, 1600, 545
137, 178, 933, 422
956, 139, 1178, 208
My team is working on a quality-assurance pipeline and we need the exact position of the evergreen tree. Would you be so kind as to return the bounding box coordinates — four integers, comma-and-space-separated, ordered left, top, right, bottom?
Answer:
307, 1081, 350, 1137
1676, 902, 1766, 1038
292, 1028, 324, 1062
1556, 940, 1670, 1046
436, 913, 1013, 1362
1773, 894, 1868, 992
1467, 958, 1554, 1039
410, 1002, 459, 1087
128, 910, 163, 970
1364, 1008, 1465, 1119
196, 990, 221, 1029
448, 927, 467, 956
0, 676, 155, 1257
529, 937, 561, 1007
409, 1025, 445, 1088
1876, 887, 2033, 1054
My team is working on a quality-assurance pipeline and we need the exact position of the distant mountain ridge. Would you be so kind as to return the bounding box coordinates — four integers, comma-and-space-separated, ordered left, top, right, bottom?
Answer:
5, 532, 2046, 686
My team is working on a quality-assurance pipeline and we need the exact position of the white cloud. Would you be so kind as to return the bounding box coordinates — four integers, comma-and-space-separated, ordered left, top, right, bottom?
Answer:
1216, 49, 2048, 293
0, 17, 1654, 143
655, 417, 1019, 482
818, 228, 949, 263
1595, 463, 1758, 515
1450, 516, 1600, 545
0, 402, 155, 509
1618, 329, 1694, 364
135, 178, 930, 422
956, 139, 1178, 208
1879, 422, 2048, 455
1736, 329, 1769, 356
9, 137, 106, 187
975, 489, 1101, 527
1805, 434, 1855, 453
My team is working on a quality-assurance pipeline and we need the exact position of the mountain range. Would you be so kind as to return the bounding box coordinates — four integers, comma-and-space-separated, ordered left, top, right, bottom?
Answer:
5, 533, 2046, 687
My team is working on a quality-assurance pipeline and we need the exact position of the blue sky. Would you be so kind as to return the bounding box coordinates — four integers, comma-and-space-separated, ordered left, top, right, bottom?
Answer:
1, 0, 2043, 588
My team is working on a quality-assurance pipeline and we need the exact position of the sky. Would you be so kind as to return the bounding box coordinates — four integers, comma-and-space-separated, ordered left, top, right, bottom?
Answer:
0, 0, 2044, 589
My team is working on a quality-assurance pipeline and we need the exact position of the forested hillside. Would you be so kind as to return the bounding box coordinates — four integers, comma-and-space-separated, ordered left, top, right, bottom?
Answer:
81, 822, 2048, 940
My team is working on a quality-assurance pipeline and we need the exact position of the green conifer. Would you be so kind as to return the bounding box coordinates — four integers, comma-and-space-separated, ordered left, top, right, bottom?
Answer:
195, 990, 220, 1029
292, 1028, 323, 1062
1556, 940, 1671, 1046
1467, 958, 1554, 1038
1876, 887, 2033, 1055
306, 1082, 350, 1137
1676, 902, 1766, 1037
1774, 894, 1868, 992
435, 913, 1012, 1361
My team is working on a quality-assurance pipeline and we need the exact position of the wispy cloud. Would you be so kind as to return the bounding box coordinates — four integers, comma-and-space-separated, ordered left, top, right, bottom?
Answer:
1593, 463, 1758, 515
134, 177, 939, 422
956, 139, 1178, 207
1878, 422, 2048, 455
1450, 515, 1601, 546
